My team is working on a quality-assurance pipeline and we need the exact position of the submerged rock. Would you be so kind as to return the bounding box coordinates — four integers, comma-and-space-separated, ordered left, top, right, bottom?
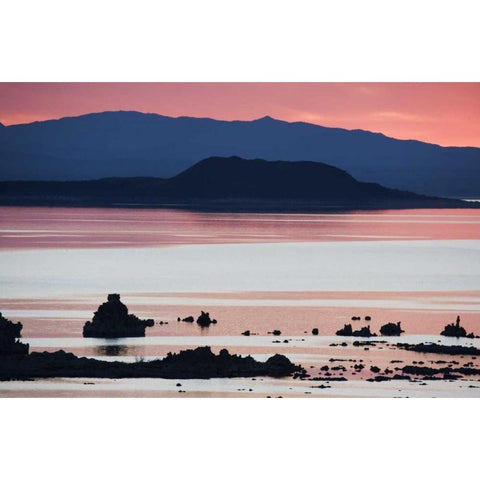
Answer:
83, 294, 154, 338
0, 312, 29, 356
380, 322, 404, 336
336, 324, 377, 337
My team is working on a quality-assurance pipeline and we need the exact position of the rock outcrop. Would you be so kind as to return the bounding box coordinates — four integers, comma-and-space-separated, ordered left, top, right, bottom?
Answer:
83, 294, 154, 338
196, 311, 217, 327
0, 312, 29, 356
336, 324, 377, 337
380, 322, 404, 336
440, 316, 475, 338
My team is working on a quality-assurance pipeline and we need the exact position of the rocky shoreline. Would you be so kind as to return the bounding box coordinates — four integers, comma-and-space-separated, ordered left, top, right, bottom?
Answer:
1, 299, 479, 389
0, 347, 303, 381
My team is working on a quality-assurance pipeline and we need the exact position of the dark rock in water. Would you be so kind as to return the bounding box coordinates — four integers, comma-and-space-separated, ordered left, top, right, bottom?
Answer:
365, 316, 371, 321
397, 342, 480, 356
312, 328, 319, 335
196, 311, 217, 327
311, 376, 348, 382
380, 322, 404, 336
351, 316, 361, 321
337, 324, 353, 335
440, 316, 474, 338
0, 312, 29, 356
272, 330, 281, 336
180, 316, 194, 323
336, 324, 377, 337
353, 340, 386, 346
370, 365, 381, 373
367, 376, 392, 382
0, 346, 303, 381
242, 330, 251, 336
83, 294, 154, 338
402, 364, 480, 378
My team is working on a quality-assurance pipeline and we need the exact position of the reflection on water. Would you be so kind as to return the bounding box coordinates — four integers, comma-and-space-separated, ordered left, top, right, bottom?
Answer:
94, 343, 128, 357
2, 207, 480, 250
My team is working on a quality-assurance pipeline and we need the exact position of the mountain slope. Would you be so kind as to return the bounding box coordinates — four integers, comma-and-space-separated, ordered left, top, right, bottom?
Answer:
0, 156, 470, 210
0, 111, 479, 197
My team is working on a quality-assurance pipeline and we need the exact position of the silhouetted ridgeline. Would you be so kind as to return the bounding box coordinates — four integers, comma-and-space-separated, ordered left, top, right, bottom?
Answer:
0, 156, 472, 210
1, 111, 479, 197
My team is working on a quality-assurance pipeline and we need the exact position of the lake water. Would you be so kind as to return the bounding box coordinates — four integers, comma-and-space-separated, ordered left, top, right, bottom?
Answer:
1, 206, 479, 397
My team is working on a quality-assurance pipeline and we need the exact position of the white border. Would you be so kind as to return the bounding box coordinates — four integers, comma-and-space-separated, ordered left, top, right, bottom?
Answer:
1, 399, 479, 479
1, 0, 479, 81
1, 2, 479, 479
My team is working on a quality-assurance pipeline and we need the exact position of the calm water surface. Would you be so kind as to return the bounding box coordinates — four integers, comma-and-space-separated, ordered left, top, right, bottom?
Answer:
1, 207, 479, 397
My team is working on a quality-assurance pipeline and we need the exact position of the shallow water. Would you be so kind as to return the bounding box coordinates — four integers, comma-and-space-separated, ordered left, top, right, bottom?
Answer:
1, 206, 479, 397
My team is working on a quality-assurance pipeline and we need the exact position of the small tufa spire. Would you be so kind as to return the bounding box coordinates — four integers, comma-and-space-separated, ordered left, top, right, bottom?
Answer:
107, 293, 121, 302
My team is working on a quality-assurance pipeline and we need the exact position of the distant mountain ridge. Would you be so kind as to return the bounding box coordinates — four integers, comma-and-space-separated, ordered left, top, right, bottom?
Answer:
0, 111, 479, 197
0, 156, 471, 210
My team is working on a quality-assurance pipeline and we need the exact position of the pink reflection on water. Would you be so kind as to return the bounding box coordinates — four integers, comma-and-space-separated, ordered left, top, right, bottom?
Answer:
4, 290, 480, 339
1, 207, 480, 250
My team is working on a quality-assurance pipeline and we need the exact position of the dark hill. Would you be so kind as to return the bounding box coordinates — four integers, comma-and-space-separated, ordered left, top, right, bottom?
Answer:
0, 111, 479, 197
166, 156, 415, 201
0, 156, 471, 210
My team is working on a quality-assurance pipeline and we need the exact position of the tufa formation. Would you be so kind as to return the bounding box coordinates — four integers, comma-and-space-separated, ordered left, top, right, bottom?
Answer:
83, 294, 154, 338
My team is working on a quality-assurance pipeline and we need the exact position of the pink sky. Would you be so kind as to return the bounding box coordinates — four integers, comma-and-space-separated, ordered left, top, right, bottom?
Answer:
0, 83, 479, 147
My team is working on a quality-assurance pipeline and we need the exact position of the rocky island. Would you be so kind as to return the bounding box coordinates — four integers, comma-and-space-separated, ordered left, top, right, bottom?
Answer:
83, 294, 154, 338
196, 311, 217, 327
380, 322, 404, 336
440, 316, 476, 338
336, 324, 377, 337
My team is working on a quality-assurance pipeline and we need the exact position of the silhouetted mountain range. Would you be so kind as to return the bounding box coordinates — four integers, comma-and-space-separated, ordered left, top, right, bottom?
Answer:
0, 111, 478, 197
0, 156, 471, 210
